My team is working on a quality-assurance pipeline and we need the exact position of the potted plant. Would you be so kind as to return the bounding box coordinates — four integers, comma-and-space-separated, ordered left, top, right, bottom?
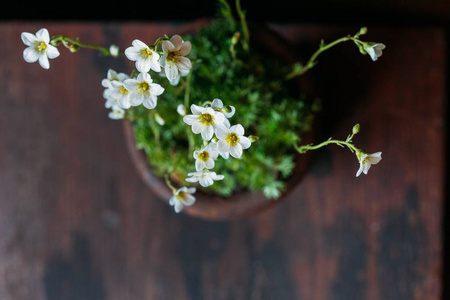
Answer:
21, 0, 383, 219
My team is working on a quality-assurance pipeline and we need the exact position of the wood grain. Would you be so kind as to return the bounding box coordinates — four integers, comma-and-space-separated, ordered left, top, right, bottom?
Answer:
0, 22, 444, 300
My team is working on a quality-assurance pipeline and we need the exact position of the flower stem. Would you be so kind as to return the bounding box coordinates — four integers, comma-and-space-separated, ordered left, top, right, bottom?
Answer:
51, 35, 112, 56
295, 139, 359, 154
235, 0, 250, 52
165, 174, 178, 194
286, 36, 358, 79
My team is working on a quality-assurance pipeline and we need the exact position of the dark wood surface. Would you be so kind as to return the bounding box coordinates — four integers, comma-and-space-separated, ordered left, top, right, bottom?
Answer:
0, 22, 444, 299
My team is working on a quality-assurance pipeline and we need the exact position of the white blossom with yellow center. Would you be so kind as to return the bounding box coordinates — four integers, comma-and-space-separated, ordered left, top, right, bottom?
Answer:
216, 124, 251, 158
21, 28, 60, 69
169, 187, 196, 213
123, 72, 164, 109
193, 144, 219, 172
159, 35, 192, 82
183, 104, 225, 141
356, 151, 382, 177
125, 39, 161, 73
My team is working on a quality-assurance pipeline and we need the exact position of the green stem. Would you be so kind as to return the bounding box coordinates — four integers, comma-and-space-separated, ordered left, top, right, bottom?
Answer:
235, 0, 250, 52
295, 139, 359, 154
286, 36, 358, 79
51, 35, 111, 55
165, 174, 178, 194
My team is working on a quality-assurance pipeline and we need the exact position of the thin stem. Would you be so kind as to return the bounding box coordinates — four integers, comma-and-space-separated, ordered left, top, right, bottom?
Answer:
286, 36, 357, 79
51, 35, 111, 55
235, 0, 250, 52
295, 139, 359, 154
165, 174, 178, 194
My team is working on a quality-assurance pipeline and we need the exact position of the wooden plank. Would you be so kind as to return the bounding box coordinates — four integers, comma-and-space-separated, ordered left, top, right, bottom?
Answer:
0, 22, 444, 300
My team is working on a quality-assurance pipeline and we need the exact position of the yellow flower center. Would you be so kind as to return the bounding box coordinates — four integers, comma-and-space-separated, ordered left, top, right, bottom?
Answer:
176, 191, 186, 200
199, 113, 214, 125
136, 81, 150, 95
167, 52, 176, 63
198, 151, 209, 162
226, 133, 239, 147
34, 41, 47, 54
139, 48, 153, 59
119, 86, 128, 95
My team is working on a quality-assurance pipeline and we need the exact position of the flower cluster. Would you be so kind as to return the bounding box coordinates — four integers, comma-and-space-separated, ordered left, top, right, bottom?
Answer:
21, 9, 385, 215
183, 98, 255, 192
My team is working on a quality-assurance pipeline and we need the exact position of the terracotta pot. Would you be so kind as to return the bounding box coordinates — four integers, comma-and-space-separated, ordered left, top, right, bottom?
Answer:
123, 20, 316, 220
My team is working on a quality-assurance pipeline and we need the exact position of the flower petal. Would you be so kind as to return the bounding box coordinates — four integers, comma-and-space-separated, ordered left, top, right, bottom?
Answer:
178, 41, 192, 56
38, 54, 50, 69
46, 45, 60, 59
239, 136, 251, 149
229, 144, 243, 158
21, 32, 37, 46
35, 28, 50, 43
23, 47, 39, 63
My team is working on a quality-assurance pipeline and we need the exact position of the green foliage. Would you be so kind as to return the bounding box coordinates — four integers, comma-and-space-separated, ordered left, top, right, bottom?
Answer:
130, 16, 317, 199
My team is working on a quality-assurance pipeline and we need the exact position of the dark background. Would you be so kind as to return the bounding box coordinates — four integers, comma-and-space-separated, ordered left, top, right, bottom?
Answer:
2, 0, 450, 299
5, 0, 450, 25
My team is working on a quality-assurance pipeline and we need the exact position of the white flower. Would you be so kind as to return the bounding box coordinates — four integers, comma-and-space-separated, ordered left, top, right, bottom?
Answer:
193, 144, 219, 171
123, 72, 164, 109
21, 28, 60, 69
125, 39, 161, 73
159, 35, 192, 82
364, 43, 385, 61
216, 124, 251, 158
211, 98, 235, 128
186, 171, 224, 187
169, 187, 196, 213
356, 151, 382, 177
159, 68, 189, 86
183, 104, 225, 141
108, 105, 125, 120
108, 80, 132, 109
102, 69, 131, 109
101, 69, 129, 89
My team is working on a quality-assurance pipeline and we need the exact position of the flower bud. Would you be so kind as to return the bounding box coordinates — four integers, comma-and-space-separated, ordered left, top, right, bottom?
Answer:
69, 44, 80, 52
154, 112, 165, 126
359, 27, 368, 35
109, 45, 120, 57
231, 32, 241, 45
352, 124, 360, 134
177, 104, 186, 116
223, 105, 233, 114
249, 135, 259, 142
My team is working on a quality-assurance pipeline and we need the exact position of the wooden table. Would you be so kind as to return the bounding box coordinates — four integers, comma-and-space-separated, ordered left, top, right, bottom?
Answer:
0, 22, 444, 300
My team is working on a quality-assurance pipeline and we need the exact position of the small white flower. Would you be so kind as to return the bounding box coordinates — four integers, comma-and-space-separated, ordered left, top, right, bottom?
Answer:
216, 124, 251, 158
356, 151, 382, 177
159, 35, 192, 82
21, 28, 60, 69
364, 43, 385, 61
183, 104, 225, 141
169, 187, 196, 213
102, 69, 131, 109
108, 80, 132, 109
108, 105, 125, 120
186, 171, 224, 187
101, 69, 129, 89
193, 144, 219, 172
125, 39, 161, 73
123, 72, 164, 109
159, 68, 189, 86
211, 98, 235, 128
